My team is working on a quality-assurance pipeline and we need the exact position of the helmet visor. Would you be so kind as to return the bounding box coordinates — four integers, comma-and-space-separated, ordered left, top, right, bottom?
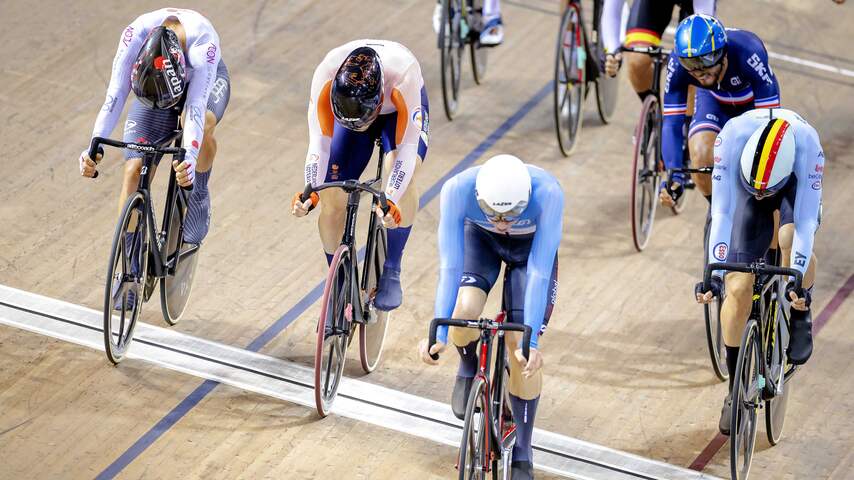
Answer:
678, 48, 726, 72
332, 92, 382, 132
477, 198, 528, 223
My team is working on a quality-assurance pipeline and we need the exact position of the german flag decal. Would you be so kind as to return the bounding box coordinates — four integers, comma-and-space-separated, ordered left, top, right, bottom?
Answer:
750, 119, 791, 191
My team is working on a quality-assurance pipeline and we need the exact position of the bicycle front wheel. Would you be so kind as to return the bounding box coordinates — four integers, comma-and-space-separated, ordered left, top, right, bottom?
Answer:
359, 224, 389, 373
314, 245, 352, 417
704, 298, 728, 381
103, 192, 149, 365
730, 319, 761, 480
440, 0, 464, 120
630, 95, 661, 252
553, 3, 586, 157
459, 377, 489, 480
160, 188, 199, 325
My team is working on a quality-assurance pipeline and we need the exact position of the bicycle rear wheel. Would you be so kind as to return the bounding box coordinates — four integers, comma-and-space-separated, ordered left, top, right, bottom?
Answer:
359, 224, 389, 373
765, 297, 792, 445
160, 189, 199, 325
458, 377, 489, 480
440, 0, 464, 120
314, 245, 352, 417
103, 192, 148, 365
553, 3, 586, 157
730, 319, 760, 480
469, 0, 488, 84
630, 95, 661, 252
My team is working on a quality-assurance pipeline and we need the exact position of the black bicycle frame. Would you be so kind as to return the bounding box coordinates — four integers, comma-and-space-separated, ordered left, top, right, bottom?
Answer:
90, 131, 195, 279
301, 140, 389, 325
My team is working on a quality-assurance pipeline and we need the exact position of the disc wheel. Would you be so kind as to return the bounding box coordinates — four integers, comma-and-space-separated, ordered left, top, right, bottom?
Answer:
730, 319, 760, 480
160, 190, 199, 326
440, 0, 464, 120
359, 225, 390, 373
630, 95, 661, 252
103, 192, 148, 365
458, 377, 489, 480
765, 297, 792, 445
314, 245, 352, 417
553, 3, 586, 156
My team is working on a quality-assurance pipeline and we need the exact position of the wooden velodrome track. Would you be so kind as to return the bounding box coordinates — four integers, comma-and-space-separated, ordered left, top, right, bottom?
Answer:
1, 0, 853, 478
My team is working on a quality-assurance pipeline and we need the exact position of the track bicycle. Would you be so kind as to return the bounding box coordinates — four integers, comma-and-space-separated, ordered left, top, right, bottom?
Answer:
554, 0, 620, 156
429, 314, 532, 480
438, 0, 489, 120
91, 131, 200, 364
302, 140, 391, 417
626, 45, 706, 251
702, 261, 801, 480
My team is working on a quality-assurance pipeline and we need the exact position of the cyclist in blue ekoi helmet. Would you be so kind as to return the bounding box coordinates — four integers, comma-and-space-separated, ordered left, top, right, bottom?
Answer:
674, 14, 727, 80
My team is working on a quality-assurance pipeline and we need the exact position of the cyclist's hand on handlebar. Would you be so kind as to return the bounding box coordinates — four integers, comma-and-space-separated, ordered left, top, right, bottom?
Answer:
515, 347, 542, 378
79, 149, 102, 178
695, 277, 723, 304
659, 180, 683, 207
172, 160, 195, 187
376, 200, 401, 229
786, 282, 811, 311
291, 191, 318, 217
605, 52, 622, 77
417, 338, 444, 365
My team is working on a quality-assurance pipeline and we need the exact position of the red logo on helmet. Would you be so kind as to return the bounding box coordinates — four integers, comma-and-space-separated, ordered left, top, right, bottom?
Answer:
154, 56, 165, 70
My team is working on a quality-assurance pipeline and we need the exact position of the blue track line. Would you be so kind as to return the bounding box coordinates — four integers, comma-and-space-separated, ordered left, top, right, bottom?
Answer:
96, 81, 552, 478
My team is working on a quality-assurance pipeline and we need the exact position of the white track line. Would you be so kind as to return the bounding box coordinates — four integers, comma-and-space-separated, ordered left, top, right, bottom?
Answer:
0, 284, 722, 480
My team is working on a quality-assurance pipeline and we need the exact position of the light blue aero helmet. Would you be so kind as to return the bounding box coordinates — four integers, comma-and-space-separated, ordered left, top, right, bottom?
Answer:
673, 14, 728, 71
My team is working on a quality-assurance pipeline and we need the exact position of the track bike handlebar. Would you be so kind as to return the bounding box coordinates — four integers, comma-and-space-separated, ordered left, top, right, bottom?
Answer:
704, 262, 803, 293
428, 316, 532, 362
619, 45, 672, 57
88, 135, 188, 190
300, 181, 391, 215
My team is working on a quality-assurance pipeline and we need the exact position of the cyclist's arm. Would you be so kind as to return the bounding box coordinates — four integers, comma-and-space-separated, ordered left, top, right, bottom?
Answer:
692, 0, 716, 15
789, 126, 824, 276
434, 177, 467, 344
662, 57, 689, 171
304, 61, 337, 188
91, 17, 146, 139
180, 34, 221, 172
384, 62, 428, 205
742, 35, 781, 109
523, 181, 564, 349
601, 0, 625, 53
707, 125, 740, 277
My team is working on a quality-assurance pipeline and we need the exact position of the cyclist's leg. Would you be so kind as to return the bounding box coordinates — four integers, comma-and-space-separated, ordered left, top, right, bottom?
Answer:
777, 182, 816, 363
623, 0, 677, 100
316, 118, 381, 263
687, 89, 730, 198
501, 239, 556, 467
480, 0, 504, 46
184, 60, 231, 244
373, 89, 429, 310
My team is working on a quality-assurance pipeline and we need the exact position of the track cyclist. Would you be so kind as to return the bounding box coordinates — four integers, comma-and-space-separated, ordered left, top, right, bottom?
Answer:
79, 8, 229, 305
432, 0, 505, 46
418, 155, 563, 479
696, 108, 823, 434
659, 14, 781, 208
292, 40, 429, 312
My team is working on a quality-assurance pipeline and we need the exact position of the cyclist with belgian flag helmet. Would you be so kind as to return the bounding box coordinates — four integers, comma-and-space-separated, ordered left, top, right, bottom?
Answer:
660, 14, 780, 208
292, 40, 429, 312
418, 155, 563, 479
80, 8, 230, 247
696, 108, 822, 435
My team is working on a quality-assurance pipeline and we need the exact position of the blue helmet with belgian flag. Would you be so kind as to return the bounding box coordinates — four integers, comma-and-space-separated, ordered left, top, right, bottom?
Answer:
674, 14, 727, 71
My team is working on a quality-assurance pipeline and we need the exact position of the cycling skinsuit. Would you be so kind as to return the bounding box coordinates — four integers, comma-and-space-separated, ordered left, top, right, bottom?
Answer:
623, 0, 715, 48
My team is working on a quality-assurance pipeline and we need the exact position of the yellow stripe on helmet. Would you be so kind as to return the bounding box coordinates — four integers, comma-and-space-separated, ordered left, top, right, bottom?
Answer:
753, 119, 785, 190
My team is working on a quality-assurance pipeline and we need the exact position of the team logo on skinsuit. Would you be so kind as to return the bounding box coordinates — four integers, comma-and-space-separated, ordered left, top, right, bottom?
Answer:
461, 275, 478, 285
330, 164, 340, 180
714, 242, 728, 261
124, 120, 137, 133
714, 136, 722, 147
